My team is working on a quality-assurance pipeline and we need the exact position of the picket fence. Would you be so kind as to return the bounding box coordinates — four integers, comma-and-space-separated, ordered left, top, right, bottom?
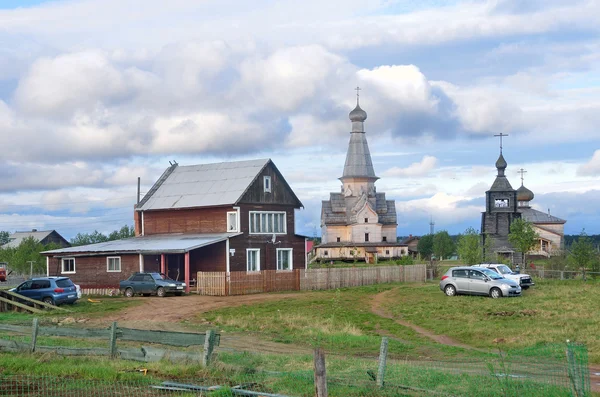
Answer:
197, 265, 426, 296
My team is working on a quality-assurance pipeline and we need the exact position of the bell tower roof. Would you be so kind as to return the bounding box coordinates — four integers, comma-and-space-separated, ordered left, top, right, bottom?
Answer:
340, 88, 378, 181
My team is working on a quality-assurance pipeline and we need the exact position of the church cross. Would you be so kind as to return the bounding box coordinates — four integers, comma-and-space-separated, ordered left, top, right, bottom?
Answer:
518, 168, 527, 185
494, 133, 508, 154
355, 86, 361, 104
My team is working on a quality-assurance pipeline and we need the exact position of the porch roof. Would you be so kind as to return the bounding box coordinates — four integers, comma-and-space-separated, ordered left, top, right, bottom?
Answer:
42, 233, 242, 256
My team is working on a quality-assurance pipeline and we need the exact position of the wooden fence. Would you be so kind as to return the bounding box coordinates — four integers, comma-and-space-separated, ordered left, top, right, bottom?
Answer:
197, 264, 426, 296
0, 319, 219, 365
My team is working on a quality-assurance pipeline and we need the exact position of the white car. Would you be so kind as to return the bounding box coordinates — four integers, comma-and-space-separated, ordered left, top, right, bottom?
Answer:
475, 264, 535, 289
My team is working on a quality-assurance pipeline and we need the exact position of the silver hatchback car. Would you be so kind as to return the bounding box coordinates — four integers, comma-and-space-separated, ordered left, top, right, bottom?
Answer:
440, 266, 521, 298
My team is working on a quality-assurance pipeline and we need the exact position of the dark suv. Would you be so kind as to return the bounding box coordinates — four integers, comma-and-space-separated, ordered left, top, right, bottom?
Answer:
11, 277, 79, 305
119, 272, 186, 297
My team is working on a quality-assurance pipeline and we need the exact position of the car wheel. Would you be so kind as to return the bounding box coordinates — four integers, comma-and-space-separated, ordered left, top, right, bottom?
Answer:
124, 288, 134, 298
490, 287, 502, 299
42, 297, 54, 305
157, 287, 166, 297
444, 285, 456, 297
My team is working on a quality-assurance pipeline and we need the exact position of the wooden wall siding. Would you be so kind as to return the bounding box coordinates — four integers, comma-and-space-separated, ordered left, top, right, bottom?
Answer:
228, 232, 305, 272
196, 265, 426, 296
238, 162, 301, 207
142, 207, 229, 235
41, 231, 71, 248
143, 255, 161, 273
48, 255, 139, 288
190, 241, 226, 273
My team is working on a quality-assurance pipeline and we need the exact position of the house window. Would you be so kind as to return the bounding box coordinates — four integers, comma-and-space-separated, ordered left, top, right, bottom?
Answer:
62, 258, 75, 274
382, 236, 387, 242
227, 211, 239, 232
386, 250, 390, 255
107, 257, 121, 272
246, 249, 260, 272
264, 176, 272, 193
364, 217, 368, 223
324, 250, 328, 256
277, 248, 293, 271
365, 233, 369, 242
336, 237, 341, 242
249, 211, 286, 234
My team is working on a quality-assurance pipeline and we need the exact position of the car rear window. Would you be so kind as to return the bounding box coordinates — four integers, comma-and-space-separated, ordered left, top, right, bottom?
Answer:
56, 279, 74, 288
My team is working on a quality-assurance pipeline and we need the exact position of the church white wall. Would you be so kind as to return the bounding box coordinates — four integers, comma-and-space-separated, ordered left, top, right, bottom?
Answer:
351, 224, 382, 242
323, 226, 350, 243
381, 226, 397, 243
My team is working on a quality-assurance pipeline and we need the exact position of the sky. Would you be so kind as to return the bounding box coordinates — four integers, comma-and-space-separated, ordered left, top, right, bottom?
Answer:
0, 0, 599, 240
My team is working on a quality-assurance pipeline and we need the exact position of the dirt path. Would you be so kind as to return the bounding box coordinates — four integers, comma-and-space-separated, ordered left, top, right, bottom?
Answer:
370, 289, 481, 351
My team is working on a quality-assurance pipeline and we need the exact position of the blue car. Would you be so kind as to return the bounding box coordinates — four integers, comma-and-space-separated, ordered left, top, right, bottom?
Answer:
11, 277, 79, 305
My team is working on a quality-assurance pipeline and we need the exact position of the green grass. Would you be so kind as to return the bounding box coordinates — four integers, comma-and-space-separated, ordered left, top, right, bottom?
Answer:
203, 285, 494, 361
383, 279, 600, 363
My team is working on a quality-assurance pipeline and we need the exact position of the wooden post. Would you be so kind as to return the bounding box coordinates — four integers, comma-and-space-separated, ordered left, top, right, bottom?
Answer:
30, 318, 39, 353
313, 348, 328, 397
377, 337, 388, 388
160, 254, 166, 275
184, 252, 190, 293
109, 321, 118, 358
202, 330, 216, 366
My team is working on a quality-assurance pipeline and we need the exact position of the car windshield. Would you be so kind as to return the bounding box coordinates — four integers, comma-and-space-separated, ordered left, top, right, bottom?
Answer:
496, 265, 513, 275
481, 268, 504, 280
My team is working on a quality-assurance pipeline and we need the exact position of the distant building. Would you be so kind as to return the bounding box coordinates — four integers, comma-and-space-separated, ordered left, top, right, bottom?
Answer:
516, 177, 566, 258
400, 235, 420, 258
2, 229, 70, 249
481, 149, 566, 263
315, 93, 407, 263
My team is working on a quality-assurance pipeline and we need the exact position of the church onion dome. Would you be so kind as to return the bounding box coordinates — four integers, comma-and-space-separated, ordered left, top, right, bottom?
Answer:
495, 153, 507, 170
349, 103, 367, 122
517, 184, 535, 202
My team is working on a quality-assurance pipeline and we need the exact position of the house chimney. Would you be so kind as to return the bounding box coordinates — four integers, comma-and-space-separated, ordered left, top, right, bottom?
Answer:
32, 229, 37, 232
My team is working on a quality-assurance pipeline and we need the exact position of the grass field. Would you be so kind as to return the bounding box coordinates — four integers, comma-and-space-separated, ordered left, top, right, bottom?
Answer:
0, 278, 597, 396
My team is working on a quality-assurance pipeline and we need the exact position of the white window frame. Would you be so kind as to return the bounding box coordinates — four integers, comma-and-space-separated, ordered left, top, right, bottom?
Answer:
264, 176, 272, 193
249, 211, 287, 234
276, 248, 293, 271
107, 256, 122, 273
61, 258, 76, 274
246, 249, 261, 272
227, 211, 239, 232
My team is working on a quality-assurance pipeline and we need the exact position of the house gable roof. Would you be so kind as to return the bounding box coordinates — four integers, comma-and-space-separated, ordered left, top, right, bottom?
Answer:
2, 230, 70, 249
137, 159, 302, 211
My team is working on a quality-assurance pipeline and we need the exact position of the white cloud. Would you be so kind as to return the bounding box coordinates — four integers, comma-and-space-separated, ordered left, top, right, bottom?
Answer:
577, 150, 600, 176
383, 156, 438, 177
357, 65, 438, 113
239, 45, 346, 111
14, 51, 157, 118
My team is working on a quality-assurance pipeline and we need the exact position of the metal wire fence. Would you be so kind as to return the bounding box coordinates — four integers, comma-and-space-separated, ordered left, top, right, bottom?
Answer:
0, 341, 590, 396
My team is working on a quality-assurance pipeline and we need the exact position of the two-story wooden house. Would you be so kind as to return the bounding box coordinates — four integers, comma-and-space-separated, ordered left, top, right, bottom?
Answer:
43, 159, 307, 293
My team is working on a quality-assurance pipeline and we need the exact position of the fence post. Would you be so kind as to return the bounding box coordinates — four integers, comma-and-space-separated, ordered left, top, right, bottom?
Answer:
561, 271, 564, 280
109, 321, 118, 358
377, 337, 388, 388
314, 347, 328, 397
30, 318, 39, 353
202, 330, 216, 366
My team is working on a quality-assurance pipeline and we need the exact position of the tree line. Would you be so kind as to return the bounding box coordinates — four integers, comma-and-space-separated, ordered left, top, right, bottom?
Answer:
413, 220, 600, 278
0, 226, 135, 275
